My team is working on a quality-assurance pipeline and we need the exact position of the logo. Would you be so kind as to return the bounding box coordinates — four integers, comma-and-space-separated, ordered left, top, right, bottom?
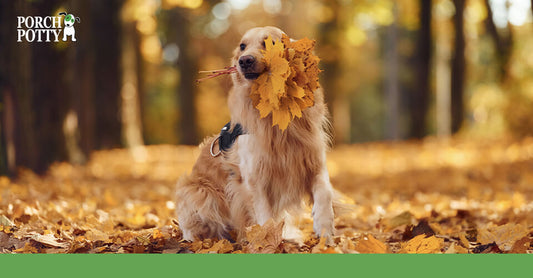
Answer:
17, 12, 80, 43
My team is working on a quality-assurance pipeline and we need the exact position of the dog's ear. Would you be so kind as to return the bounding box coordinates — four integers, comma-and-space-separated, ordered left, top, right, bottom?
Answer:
75, 17, 80, 23
59, 12, 67, 16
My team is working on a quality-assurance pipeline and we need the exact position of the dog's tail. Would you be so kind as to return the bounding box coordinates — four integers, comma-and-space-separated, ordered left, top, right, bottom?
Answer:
332, 189, 356, 217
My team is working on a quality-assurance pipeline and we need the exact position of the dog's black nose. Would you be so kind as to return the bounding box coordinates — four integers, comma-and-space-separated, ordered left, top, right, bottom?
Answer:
238, 55, 255, 70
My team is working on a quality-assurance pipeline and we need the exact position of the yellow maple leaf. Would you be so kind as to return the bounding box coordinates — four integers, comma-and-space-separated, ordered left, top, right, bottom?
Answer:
271, 104, 292, 131
252, 36, 290, 111
251, 34, 321, 131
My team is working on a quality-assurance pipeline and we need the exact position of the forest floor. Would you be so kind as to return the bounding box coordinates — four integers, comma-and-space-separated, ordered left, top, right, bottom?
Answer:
1, 137, 533, 253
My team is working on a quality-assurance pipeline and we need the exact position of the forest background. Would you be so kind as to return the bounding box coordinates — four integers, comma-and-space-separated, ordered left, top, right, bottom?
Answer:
2, 0, 533, 173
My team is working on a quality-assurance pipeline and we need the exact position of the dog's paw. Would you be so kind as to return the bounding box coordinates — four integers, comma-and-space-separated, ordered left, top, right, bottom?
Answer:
312, 204, 334, 239
282, 222, 304, 245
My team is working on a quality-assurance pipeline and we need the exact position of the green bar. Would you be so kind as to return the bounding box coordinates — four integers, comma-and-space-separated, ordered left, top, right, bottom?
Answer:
0, 254, 530, 277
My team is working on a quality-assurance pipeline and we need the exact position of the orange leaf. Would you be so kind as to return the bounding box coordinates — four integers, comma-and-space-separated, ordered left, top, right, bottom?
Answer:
251, 34, 320, 131
245, 219, 284, 253
271, 105, 291, 130
14, 242, 38, 253
445, 243, 469, 254
198, 239, 234, 254
400, 235, 443, 254
354, 234, 388, 253
477, 223, 530, 251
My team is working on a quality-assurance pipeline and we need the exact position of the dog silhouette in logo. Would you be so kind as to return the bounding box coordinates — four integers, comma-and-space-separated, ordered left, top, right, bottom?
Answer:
59, 12, 80, 41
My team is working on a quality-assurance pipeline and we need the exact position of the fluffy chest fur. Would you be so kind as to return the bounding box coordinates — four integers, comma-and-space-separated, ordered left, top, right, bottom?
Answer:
226, 85, 329, 220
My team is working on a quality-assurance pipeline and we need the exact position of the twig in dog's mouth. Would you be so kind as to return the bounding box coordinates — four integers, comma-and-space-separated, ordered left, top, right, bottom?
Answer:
196, 66, 237, 83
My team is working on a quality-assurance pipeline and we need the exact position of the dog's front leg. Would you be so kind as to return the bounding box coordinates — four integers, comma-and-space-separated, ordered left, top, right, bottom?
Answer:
311, 165, 334, 239
251, 186, 272, 225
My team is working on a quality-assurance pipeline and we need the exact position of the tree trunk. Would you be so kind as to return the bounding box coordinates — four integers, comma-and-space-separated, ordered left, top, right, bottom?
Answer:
409, 0, 432, 139
484, 0, 513, 82
0, 1, 38, 172
172, 9, 199, 145
0, 0, 15, 175
120, 13, 145, 151
1, 1, 124, 174
10, 0, 68, 173
93, 0, 123, 149
384, 2, 400, 141
0, 87, 15, 175
451, 0, 466, 133
317, 1, 348, 143
435, 9, 452, 137
65, 0, 92, 164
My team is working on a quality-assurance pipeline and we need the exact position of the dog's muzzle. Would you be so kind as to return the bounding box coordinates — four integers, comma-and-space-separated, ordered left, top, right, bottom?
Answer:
239, 55, 260, 80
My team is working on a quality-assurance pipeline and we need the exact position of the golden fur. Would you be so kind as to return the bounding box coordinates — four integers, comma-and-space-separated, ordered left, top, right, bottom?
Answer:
175, 26, 335, 242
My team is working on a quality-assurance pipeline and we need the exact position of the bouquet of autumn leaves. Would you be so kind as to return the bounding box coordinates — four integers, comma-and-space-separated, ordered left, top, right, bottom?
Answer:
198, 34, 321, 131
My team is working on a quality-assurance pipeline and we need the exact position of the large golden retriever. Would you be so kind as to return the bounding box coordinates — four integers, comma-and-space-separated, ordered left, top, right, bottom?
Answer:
175, 26, 334, 242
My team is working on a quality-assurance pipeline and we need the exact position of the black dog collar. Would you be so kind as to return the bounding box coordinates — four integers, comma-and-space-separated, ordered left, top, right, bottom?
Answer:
210, 122, 245, 157
219, 122, 244, 151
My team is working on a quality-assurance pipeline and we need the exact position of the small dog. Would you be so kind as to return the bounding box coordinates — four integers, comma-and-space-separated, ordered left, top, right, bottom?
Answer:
59, 12, 80, 42
175, 26, 335, 242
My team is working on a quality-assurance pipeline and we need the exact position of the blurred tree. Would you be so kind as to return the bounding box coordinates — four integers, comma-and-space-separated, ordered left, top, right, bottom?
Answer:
0, 84, 15, 175
68, 0, 124, 163
1, 0, 71, 173
0, 1, 17, 175
121, 0, 145, 151
0, 0, 128, 173
384, 2, 400, 140
451, 0, 466, 133
484, 0, 513, 83
317, 0, 347, 143
1, 1, 36, 173
434, 0, 452, 137
409, 0, 432, 138
91, 0, 124, 150
169, 8, 199, 145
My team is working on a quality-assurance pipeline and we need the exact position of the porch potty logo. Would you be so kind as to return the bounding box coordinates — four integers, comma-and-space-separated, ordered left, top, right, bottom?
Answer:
17, 12, 80, 42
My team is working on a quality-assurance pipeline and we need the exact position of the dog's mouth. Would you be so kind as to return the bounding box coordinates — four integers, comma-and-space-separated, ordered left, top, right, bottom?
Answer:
244, 73, 260, 80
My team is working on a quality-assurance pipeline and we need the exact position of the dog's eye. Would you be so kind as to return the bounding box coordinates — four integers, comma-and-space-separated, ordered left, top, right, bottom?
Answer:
240, 43, 246, 51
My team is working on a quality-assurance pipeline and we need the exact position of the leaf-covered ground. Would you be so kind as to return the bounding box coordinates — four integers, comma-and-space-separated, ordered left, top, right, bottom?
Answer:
1, 138, 532, 253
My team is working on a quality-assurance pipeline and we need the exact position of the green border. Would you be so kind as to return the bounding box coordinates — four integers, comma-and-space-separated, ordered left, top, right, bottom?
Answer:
1, 254, 530, 277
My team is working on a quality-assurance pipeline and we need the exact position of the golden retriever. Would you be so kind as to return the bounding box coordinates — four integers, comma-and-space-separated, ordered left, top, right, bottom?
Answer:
175, 26, 334, 242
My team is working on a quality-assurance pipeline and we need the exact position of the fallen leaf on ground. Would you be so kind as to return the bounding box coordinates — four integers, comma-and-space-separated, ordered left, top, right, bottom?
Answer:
0, 215, 15, 227
400, 235, 443, 254
472, 242, 502, 254
477, 223, 529, 251
13, 242, 38, 253
382, 211, 413, 231
245, 220, 284, 253
198, 239, 234, 254
1, 139, 533, 254
510, 237, 531, 253
445, 243, 469, 254
410, 219, 435, 238
354, 234, 388, 253
28, 232, 69, 248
